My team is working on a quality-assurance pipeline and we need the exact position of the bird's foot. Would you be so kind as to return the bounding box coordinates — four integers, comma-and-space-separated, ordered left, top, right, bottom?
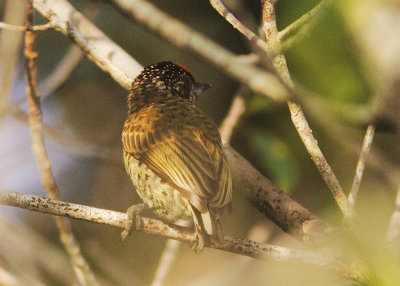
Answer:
208, 212, 226, 247
191, 232, 205, 254
121, 203, 148, 241
190, 229, 210, 254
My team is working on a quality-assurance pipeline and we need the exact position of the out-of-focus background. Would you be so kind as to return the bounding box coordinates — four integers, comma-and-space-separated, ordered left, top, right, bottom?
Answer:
1, 0, 400, 285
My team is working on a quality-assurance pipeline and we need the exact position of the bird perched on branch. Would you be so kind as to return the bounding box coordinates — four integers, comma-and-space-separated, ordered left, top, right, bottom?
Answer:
121, 61, 232, 252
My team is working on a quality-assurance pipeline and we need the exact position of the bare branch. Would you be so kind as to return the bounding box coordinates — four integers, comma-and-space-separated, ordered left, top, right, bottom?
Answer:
0, 21, 53, 31
348, 125, 375, 206
224, 145, 329, 243
23, 3, 97, 285
0, 189, 339, 269
277, 0, 326, 41
32, 0, 142, 90
288, 103, 353, 218
209, 0, 270, 54
24, 1, 57, 201
261, 0, 353, 218
219, 86, 248, 143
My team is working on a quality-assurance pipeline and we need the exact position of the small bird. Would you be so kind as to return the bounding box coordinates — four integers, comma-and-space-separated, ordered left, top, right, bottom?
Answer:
121, 61, 232, 252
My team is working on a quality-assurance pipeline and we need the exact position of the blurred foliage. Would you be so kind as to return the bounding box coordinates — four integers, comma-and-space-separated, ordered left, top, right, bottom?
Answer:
248, 127, 298, 192
285, 7, 371, 103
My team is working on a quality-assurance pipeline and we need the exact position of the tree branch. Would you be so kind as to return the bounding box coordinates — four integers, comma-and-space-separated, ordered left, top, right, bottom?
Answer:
219, 86, 248, 143
224, 146, 329, 243
32, 0, 142, 89
209, 0, 270, 54
0, 21, 53, 31
261, 0, 353, 219
277, 0, 326, 41
0, 189, 339, 269
348, 125, 375, 206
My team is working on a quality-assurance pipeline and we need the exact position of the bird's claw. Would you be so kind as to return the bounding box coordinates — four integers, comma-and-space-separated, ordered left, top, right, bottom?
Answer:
121, 203, 148, 241
191, 232, 206, 254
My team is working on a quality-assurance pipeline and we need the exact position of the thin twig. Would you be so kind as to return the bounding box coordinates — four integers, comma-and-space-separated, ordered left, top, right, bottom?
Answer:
219, 86, 248, 143
262, 0, 353, 218
0, 189, 339, 269
262, 0, 290, 81
24, 0, 57, 202
109, 0, 291, 102
277, 0, 326, 41
288, 103, 353, 218
209, 0, 270, 54
23, 3, 97, 285
348, 125, 375, 206
0, 21, 53, 31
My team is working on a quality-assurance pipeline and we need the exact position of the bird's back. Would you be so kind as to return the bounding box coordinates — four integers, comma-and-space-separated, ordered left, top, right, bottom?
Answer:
122, 97, 232, 214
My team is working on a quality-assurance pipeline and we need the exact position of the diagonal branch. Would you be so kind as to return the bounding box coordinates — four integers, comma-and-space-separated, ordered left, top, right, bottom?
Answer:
277, 0, 327, 41
219, 86, 248, 143
261, 0, 353, 218
224, 145, 329, 243
209, 0, 270, 54
32, 0, 142, 90
348, 125, 375, 206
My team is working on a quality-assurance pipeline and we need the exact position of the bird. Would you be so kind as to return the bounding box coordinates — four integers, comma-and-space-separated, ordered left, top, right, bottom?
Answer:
121, 61, 232, 252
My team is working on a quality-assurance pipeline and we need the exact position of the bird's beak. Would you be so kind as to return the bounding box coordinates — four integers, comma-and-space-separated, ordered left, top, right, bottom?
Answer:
193, 82, 211, 95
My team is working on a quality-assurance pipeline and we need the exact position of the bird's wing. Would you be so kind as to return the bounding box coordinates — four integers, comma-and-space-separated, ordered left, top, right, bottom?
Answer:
122, 103, 231, 213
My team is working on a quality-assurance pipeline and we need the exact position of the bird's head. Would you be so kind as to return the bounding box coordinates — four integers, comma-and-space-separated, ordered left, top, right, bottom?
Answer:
128, 61, 210, 112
